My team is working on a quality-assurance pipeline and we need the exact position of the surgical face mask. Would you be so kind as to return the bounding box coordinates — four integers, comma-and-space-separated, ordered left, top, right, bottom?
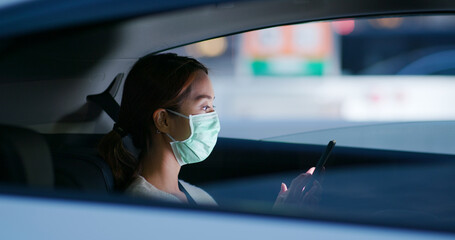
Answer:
166, 109, 220, 166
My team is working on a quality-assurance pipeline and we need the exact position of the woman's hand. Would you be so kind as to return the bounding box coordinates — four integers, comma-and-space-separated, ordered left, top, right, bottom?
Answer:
273, 167, 322, 209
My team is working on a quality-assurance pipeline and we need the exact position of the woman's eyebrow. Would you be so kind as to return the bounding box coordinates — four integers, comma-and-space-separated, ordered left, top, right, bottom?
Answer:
194, 94, 214, 100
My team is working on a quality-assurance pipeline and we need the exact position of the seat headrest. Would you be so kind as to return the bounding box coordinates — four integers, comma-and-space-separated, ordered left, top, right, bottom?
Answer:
0, 125, 53, 188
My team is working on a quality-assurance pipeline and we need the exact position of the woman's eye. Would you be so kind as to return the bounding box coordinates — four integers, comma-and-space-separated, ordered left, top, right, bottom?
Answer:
202, 105, 215, 111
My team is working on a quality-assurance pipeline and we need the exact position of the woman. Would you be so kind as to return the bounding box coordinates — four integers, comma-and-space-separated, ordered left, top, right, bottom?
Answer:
99, 53, 319, 207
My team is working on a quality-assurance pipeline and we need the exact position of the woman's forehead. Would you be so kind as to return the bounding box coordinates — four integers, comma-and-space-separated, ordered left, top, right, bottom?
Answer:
189, 70, 214, 100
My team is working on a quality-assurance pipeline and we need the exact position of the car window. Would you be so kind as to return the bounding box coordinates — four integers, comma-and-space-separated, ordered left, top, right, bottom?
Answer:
166, 15, 455, 150
165, 15, 455, 232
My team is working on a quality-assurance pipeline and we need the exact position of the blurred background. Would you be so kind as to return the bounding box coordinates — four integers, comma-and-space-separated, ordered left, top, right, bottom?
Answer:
167, 15, 455, 139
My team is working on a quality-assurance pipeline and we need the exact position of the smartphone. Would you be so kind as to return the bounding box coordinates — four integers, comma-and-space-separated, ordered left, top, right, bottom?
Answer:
312, 140, 336, 178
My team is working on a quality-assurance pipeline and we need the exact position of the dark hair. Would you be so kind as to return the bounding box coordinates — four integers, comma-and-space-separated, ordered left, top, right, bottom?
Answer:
98, 53, 208, 190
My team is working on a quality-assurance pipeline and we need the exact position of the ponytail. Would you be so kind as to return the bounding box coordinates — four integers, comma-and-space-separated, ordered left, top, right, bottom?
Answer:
98, 130, 137, 190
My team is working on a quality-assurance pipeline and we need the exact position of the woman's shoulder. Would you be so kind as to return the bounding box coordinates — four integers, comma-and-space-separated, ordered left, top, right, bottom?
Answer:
125, 176, 149, 194
124, 176, 217, 206
178, 180, 217, 206
125, 176, 181, 203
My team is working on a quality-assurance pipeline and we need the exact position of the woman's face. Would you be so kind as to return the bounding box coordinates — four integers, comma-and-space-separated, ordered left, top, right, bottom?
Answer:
168, 70, 215, 141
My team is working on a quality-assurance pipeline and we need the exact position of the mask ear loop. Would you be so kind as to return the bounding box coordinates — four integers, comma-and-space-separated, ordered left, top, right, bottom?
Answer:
166, 109, 189, 119
154, 125, 174, 141
166, 133, 176, 142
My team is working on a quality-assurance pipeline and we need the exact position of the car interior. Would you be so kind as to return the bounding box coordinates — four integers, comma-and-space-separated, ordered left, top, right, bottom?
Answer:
1, 0, 455, 234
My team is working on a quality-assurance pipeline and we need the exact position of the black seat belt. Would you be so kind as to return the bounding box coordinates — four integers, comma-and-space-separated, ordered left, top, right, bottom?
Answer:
86, 73, 123, 122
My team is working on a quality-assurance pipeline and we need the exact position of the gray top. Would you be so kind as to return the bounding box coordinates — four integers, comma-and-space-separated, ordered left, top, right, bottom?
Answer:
126, 175, 217, 206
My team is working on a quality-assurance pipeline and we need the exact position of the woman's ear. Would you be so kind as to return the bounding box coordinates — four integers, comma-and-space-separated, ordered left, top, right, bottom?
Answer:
153, 108, 170, 133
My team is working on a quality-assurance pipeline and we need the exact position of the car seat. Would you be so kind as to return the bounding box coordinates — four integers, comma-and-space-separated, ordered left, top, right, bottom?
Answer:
52, 143, 114, 192
0, 124, 54, 188
49, 74, 123, 193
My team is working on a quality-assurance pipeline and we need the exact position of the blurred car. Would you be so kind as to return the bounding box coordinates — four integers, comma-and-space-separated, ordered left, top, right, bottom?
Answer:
1, 0, 455, 239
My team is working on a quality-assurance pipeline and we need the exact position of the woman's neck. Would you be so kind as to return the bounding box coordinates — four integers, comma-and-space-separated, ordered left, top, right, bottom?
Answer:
140, 135, 182, 194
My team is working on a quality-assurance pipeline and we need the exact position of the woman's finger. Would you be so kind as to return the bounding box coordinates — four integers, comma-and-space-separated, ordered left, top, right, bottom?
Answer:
280, 182, 288, 193
292, 167, 315, 192
276, 183, 288, 200
298, 178, 318, 199
306, 167, 315, 174
299, 180, 322, 206
274, 183, 289, 207
288, 174, 312, 200
303, 182, 319, 199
